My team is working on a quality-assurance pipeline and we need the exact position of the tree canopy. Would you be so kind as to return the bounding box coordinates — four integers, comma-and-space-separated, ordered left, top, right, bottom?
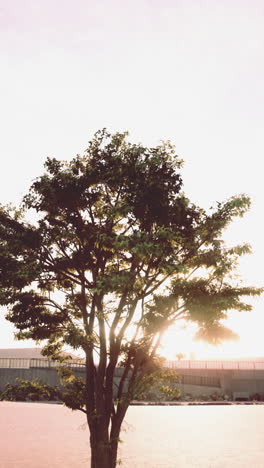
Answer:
0, 129, 262, 468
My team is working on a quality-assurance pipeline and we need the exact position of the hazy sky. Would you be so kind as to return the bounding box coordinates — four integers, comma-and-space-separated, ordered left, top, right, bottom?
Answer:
1, 0, 264, 358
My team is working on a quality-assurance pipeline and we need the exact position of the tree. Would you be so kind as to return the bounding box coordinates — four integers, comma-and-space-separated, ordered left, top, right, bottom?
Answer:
176, 353, 185, 361
0, 129, 262, 467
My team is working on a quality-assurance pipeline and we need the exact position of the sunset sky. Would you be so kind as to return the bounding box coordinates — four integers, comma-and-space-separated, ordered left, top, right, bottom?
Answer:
1, 0, 264, 359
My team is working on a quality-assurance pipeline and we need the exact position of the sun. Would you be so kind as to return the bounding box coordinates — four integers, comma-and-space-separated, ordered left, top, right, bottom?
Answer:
159, 310, 264, 361
159, 322, 199, 361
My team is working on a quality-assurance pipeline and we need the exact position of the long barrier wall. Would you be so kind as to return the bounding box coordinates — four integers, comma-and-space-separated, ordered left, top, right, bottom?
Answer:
0, 358, 126, 396
0, 358, 86, 390
166, 360, 264, 397
1, 358, 264, 398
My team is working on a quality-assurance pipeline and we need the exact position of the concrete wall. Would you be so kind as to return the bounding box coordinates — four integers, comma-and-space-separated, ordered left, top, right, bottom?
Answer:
176, 368, 264, 397
0, 367, 125, 398
0, 367, 85, 390
178, 383, 224, 398
1, 366, 264, 399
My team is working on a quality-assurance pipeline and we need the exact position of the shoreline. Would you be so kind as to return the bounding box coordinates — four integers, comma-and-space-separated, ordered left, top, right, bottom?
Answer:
1, 400, 264, 406
130, 400, 264, 406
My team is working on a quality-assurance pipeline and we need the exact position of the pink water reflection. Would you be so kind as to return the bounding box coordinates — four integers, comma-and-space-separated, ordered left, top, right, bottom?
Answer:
1, 402, 264, 467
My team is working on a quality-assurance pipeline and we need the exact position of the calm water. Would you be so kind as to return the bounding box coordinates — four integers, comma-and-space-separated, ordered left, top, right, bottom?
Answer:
0, 402, 264, 467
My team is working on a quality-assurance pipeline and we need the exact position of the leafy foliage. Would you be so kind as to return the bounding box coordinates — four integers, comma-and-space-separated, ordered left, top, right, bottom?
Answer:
133, 368, 180, 402
0, 129, 262, 468
0, 378, 59, 402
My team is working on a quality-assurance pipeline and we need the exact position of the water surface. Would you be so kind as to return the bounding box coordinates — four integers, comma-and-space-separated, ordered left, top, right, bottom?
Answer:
0, 402, 263, 467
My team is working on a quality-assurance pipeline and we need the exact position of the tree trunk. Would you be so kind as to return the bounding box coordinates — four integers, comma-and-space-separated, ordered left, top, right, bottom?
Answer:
90, 436, 111, 468
110, 439, 119, 468
89, 428, 119, 468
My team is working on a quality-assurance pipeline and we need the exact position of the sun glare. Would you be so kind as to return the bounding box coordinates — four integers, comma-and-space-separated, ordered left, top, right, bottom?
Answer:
160, 311, 264, 361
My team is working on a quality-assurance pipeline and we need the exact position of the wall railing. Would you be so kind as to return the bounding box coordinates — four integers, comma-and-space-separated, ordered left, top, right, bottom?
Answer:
0, 358, 85, 370
166, 360, 264, 370
1, 358, 264, 371
180, 374, 221, 387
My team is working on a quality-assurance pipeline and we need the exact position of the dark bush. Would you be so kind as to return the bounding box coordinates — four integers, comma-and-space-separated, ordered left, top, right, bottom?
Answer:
0, 378, 60, 401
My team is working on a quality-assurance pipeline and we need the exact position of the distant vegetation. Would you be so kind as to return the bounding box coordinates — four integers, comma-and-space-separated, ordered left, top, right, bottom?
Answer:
0, 379, 60, 402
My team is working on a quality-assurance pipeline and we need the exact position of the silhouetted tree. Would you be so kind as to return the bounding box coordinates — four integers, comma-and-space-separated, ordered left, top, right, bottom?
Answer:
0, 129, 261, 468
